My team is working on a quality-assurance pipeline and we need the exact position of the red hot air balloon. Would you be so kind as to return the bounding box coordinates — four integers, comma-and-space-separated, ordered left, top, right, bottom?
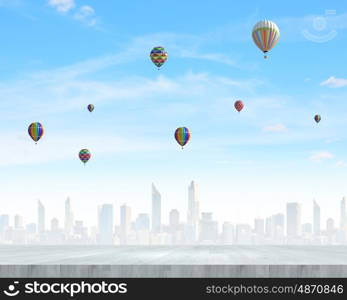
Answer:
234, 100, 244, 113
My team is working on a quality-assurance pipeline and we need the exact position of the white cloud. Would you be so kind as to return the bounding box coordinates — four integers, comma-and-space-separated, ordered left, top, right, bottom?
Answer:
74, 5, 97, 26
48, 0, 75, 13
309, 151, 334, 162
336, 160, 347, 168
320, 76, 347, 88
0, 132, 170, 166
262, 124, 287, 132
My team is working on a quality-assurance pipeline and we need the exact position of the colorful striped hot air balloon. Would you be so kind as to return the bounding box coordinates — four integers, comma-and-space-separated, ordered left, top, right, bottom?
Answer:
87, 104, 94, 112
174, 127, 190, 149
150, 46, 168, 69
314, 114, 321, 124
28, 122, 44, 144
252, 20, 280, 59
234, 100, 244, 113
79, 149, 91, 165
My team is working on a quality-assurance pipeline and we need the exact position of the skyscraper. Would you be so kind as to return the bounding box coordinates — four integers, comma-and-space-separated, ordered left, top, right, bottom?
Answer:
272, 213, 285, 240
286, 202, 302, 238
14, 215, 24, 229
120, 204, 132, 245
37, 200, 45, 235
188, 181, 199, 225
64, 197, 74, 236
135, 213, 150, 231
169, 209, 180, 229
340, 197, 347, 230
254, 218, 265, 236
97, 204, 114, 245
0, 215, 9, 239
151, 183, 161, 233
199, 212, 218, 243
313, 200, 321, 236
222, 222, 234, 244
51, 218, 59, 232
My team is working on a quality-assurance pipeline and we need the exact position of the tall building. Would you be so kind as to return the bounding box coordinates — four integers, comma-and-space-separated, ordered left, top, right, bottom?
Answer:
0, 215, 9, 236
254, 218, 265, 236
14, 215, 24, 229
286, 202, 302, 238
313, 200, 321, 235
326, 218, 335, 243
169, 209, 180, 229
135, 213, 150, 231
199, 212, 218, 243
151, 183, 161, 233
97, 204, 114, 245
188, 181, 200, 225
265, 216, 273, 237
235, 224, 252, 244
37, 200, 45, 235
222, 222, 234, 244
327, 218, 335, 233
64, 197, 74, 236
340, 197, 347, 230
120, 204, 132, 245
272, 213, 285, 240
51, 218, 59, 232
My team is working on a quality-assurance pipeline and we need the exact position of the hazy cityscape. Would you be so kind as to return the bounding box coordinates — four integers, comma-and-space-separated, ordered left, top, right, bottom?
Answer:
1, 181, 347, 246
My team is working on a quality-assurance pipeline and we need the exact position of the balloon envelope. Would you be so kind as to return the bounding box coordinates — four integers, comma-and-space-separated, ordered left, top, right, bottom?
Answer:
314, 114, 321, 123
150, 46, 168, 68
234, 100, 244, 112
28, 122, 44, 143
252, 20, 280, 57
87, 104, 94, 112
174, 127, 190, 148
79, 149, 91, 164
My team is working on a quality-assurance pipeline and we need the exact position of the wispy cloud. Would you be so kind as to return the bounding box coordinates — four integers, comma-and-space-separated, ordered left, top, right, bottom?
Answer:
48, 0, 98, 27
309, 151, 334, 162
48, 0, 75, 13
73, 5, 97, 27
0, 133, 170, 166
320, 76, 347, 88
179, 50, 237, 67
262, 124, 287, 133
336, 160, 347, 168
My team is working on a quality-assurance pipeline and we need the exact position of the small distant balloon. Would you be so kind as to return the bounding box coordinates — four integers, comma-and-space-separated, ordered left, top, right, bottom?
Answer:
28, 122, 44, 144
174, 127, 190, 149
87, 104, 94, 112
252, 20, 280, 59
314, 114, 321, 123
79, 149, 91, 165
150, 46, 168, 69
234, 100, 244, 112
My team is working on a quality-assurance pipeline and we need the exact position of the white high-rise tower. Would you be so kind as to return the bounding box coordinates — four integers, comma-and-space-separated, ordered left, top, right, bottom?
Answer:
151, 183, 161, 233
64, 197, 74, 236
188, 181, 200, 225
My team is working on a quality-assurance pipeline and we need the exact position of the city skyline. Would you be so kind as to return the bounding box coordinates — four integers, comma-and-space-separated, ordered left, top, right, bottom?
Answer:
1, 181, 347, 245
1, 2, 347, 235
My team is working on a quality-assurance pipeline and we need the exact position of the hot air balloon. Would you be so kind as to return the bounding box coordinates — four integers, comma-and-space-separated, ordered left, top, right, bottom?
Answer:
28, 122, 44, 144
150, 46, 168, 69
252, 20, 280, 59
79, 149, 91, 165
314, 114, 321, 124
234, 100, 244, 113
87, 104, 94, 112
174, 127, 190, 149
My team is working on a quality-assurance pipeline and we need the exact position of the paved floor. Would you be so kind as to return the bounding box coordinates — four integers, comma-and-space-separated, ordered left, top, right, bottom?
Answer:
1, 245, 347, 265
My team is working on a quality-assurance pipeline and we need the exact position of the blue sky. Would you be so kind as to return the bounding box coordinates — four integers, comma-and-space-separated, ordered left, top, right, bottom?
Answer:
1, 0, 347, 227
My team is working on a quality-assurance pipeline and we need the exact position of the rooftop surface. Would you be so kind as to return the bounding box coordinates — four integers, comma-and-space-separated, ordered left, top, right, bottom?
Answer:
1, 245, 347, 265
